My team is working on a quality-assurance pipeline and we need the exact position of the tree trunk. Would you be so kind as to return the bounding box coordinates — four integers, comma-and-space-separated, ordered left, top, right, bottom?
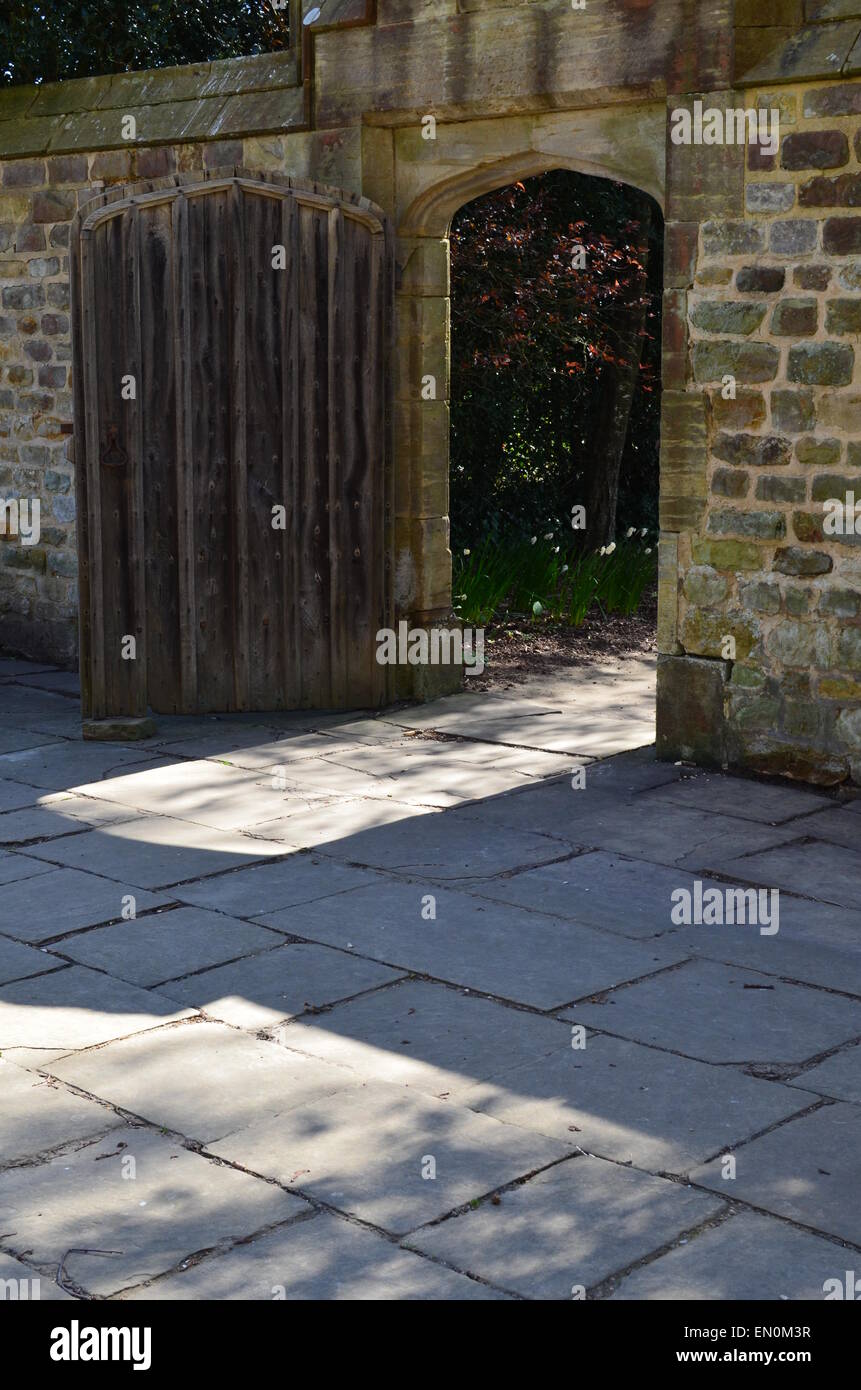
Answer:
579, 206, 653, 552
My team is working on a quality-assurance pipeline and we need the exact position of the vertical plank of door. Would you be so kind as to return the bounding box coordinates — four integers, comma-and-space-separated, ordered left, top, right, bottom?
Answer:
79, 231, 105, 717
230, 180, 250, 709
191, 187, 233, 711
172, 191, 198, 711
327, 205, 347, 708
245, 189, 286, 709
281, 192, 301, 707
97, 216, 136, 717
381, 223, 395, 705
366, 227, 385, 706
298, 201, 324, 705
70, 214, 91, 718
342, 219, 369, 706
123, 200, 147, 717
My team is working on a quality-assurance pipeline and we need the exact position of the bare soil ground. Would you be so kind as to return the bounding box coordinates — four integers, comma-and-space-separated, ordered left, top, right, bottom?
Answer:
471, 586, 658, 692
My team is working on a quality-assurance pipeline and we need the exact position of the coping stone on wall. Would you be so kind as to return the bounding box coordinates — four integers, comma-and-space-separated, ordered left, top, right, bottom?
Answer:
737, 4, 861, 86
0, 49, 306, 160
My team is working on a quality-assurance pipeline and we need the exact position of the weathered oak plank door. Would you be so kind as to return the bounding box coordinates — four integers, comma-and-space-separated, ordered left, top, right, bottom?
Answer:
71, 170, 392, 719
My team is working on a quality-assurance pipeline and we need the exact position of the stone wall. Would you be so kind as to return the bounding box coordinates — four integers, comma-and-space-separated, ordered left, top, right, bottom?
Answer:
660, 73, 861, 784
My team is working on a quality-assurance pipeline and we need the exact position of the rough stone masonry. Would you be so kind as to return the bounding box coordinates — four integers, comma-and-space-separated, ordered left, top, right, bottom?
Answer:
0, 0, 860, 785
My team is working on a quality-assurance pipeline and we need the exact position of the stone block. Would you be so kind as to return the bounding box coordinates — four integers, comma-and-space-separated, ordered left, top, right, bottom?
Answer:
656, 653, 727, 765
782, 129, 849, 170
692, 341, 780, 383
771, 297, 818, 335
736, 265, 785, 293
788, 341, 854, 386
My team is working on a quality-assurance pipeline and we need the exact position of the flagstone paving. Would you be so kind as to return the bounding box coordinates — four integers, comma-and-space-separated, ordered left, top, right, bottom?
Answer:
0, 654, 859, 1301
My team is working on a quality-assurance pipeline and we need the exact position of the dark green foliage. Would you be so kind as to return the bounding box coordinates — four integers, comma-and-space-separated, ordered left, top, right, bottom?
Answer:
0, 2, 290, 87
452, 533, 656, 630
449, 170, 663, 552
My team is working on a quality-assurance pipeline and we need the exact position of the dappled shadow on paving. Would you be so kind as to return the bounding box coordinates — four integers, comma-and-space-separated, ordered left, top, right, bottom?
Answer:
0, 657, 860, 1299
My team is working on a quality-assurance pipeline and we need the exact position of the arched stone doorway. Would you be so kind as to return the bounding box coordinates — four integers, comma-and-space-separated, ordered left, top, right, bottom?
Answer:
387, 104, 667, 697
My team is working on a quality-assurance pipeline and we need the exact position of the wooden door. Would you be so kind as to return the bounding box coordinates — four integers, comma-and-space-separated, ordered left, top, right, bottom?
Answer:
71, 169, 392, 718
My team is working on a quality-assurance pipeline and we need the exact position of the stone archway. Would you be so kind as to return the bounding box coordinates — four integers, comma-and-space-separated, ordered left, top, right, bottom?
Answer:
387, 105, 667, 695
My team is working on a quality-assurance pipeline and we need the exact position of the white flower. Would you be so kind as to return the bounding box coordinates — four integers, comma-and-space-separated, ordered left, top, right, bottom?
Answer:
605, 541, 617, 555
561, 564, 569, 573
640, 527, 648, 537
530, 536, 537, 545
463, 548, 470, 556
626, 526, 635, 538
554, 546, 560, 553
599, 546, 606, 555
532, 601, 544, 616
645, 547, 652, 555
544, 531, 553, 539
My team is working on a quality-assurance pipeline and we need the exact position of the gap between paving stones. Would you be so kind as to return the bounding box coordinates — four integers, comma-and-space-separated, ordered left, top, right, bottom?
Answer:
10, 1007, 860, 1297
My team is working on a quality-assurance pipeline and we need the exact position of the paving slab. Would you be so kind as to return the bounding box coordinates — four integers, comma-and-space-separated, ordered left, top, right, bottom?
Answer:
0, 660, 58, 679
406, 1155, 724, 1298
174, 853, 379, 916
457, 789, 798, 866
11, 670, 80, 696
0, 1126, 308, 1297
609, 1211, 850, 1300
0, 779, 47, 813
258, 880, 687, 1010
0, 686, 80, 723
392, 670, 656, 756
72, 759, 315, 832
691, 1103, 861, 1246
274, 979, 572, 1099
572, 748, 682, 796
0, 850, 53, 887
702, 840, 861, 912
643, 773, 830, 824
209, 1079, 570, 1235
0, 933, 60, 985
251, 756, 456, 803
317, 745, 537, 807
673, 823, 807, 873
47, 1020, 360, 1144
245, 795, 437, 848
320, 717, 428, 745
683, 893, 861, 997
154, 730, 372, 767
399, 741, 574, 779
0, 796, 140, 846
0, 1252, 73, 1301
0, 967, 196, 1057
53, 905, 283, 987
313, 809, 569, 878
0, 742, 164, 794
1, 866, 169, 943
790, 806, 861, 853
565, 959, 861, 1065
788, 1043, 861, 1104
467, 852, 699, 940
158, 941, 404, 1028
119, 1210, 506, 1300
22, 814, 288, 889
460, 1031, 812, 1172
0, 731, 63, 755
0, 1058, 121, 1166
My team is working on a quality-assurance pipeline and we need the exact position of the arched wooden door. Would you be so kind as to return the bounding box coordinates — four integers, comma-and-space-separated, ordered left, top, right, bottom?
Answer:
71, 169, 392, 719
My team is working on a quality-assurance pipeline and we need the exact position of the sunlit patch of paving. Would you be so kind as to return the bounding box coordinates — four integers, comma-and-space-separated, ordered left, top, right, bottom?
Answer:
1, 654, 858, 1300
